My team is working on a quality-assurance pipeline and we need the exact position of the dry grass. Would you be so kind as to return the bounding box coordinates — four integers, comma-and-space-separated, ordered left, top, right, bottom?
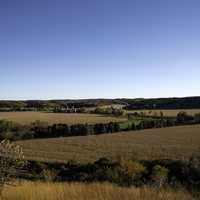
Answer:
16, 125, 200, 163
1, 181, 194, 200
0, 112, 126, 125
127, 109, 200, 117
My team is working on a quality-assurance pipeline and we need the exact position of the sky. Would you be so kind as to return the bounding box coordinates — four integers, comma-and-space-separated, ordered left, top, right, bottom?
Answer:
1, 0, 200, 100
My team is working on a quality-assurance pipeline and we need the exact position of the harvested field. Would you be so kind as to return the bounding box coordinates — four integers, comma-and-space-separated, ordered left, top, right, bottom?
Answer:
16, 125, 200, 164
127, 109, 200, 117
0, 112, 126, 125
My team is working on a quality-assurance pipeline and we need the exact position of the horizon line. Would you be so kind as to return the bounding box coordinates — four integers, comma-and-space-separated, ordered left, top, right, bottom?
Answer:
0, 95, 200, 101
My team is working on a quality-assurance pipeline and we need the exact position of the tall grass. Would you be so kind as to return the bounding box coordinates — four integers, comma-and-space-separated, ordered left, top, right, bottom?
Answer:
1, 182, 194, 200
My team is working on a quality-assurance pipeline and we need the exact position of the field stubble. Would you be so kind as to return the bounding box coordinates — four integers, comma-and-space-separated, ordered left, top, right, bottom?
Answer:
0, 112, 126, 125
16, 125, 200, 163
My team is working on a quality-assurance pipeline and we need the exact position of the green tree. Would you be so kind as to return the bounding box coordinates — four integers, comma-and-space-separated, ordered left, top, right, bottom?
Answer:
176, 112, 194, 124
151, 165, 169, 188
194, 113, 200, 123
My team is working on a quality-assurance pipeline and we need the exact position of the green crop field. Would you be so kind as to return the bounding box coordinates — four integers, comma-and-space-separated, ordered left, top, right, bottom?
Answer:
16, 125, 200, 164
0, 112, 126, 125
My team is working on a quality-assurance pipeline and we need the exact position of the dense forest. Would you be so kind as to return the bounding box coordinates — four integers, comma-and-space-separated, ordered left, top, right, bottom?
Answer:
122, 96, 200, 109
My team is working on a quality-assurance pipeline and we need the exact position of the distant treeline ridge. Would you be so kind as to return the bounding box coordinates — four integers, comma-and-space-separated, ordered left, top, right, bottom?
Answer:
1, 96, 200, 111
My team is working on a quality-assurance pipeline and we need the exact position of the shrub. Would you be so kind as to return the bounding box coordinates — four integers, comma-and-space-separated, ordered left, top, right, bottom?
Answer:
41, 169, 58, 182
176, 112, 194, 124
183, 154, 200, 185
194, 113, 200, 123
0, 120, 13, 133
131, 122, 136, 130
70, 124, 89, 136
94, 124, 107, 134
120, 160, 146, 186
151, 165, 169, 188
0, 140, 25, 196
51, 124, 69, 137
142, 119, 155, 129
136, 122, 144, 130
104, 166, 123, 184
166, 119, 176, 127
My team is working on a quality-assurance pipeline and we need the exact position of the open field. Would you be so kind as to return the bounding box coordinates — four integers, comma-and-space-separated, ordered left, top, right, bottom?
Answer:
16, 125, 200, 163
0, 112, 126, 125
2, 181, 194, 200
127, 109, 200, 117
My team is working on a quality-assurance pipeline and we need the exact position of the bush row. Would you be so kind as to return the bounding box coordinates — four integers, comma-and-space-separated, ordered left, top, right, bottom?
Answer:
0, 118, 178, 141
23, 155, 200, 193
0, 120, 121, 141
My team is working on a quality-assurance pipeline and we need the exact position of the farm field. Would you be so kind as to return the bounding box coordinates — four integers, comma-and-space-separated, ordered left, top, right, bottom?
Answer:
2, 181, 193, 200
127, 109, 200, 117
16, 125, 200, 164
0, 112, 126, 125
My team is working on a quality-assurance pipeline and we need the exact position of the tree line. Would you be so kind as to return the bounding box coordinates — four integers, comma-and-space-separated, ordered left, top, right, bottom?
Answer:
123, 96, 200, 109
12, 153, 200, 195
0, 111, 200, 141
0, 120, 121, 141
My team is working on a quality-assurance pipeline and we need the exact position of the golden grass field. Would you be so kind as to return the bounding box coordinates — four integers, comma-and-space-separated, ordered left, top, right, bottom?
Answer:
16, 125, 200, 163
127, 109, 200, 117
1, 181, 194, 200
0, 112, 126, 125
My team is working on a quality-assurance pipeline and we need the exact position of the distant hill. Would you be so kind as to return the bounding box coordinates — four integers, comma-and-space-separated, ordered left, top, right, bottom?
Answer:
0, 96, 200, 110
0, 99, 124, 111
120, 96, 200, 110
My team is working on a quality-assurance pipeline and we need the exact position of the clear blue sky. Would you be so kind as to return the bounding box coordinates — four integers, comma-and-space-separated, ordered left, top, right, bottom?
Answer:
1, 0, 200, 100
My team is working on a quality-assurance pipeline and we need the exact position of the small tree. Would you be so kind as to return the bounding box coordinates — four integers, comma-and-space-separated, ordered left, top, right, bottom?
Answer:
194, 113, 200, 124
176, 112, 194, 124
0, 140, 25, 196
42, 169, 58, 182
120, 159, 146, 186
151, 165, 169, 188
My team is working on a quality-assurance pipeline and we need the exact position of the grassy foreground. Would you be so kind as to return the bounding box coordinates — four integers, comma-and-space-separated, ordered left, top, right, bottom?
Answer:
1, 182, 194, 200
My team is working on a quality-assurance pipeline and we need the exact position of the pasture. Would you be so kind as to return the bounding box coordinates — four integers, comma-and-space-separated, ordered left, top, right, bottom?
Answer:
17, 125, 200, 164
127, 109, 200, 117
0, 112, 126, 125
